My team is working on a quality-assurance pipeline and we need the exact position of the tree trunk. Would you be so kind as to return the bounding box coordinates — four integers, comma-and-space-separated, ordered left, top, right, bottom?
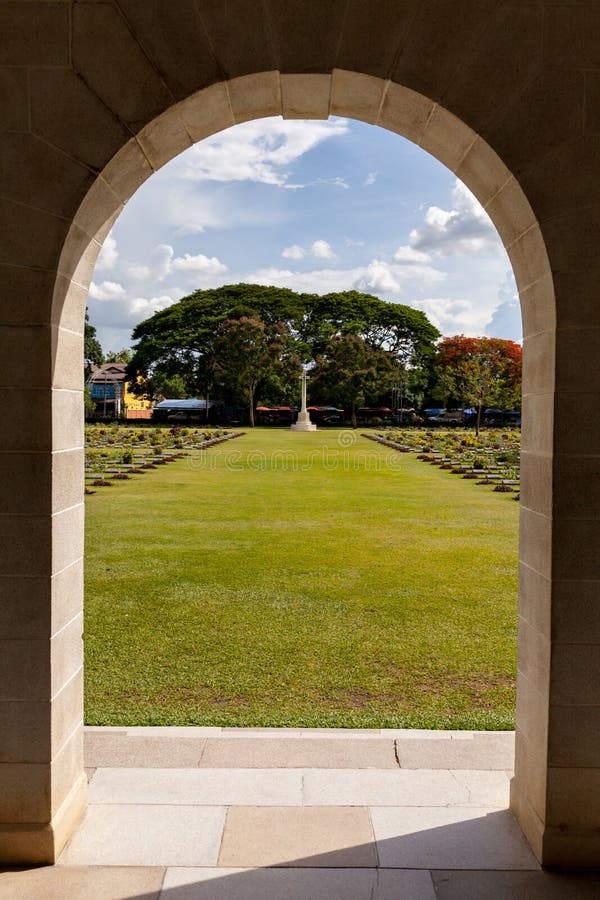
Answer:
351, 402, 357, 429
476, 404, 482, 437
249, 399, 255, 427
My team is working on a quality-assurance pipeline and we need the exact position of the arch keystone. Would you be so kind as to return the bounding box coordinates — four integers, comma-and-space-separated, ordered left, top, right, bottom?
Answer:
281, 73, 331, 120
228, 72, 282, 124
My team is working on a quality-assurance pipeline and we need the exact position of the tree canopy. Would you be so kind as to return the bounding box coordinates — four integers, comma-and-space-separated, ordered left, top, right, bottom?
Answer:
104, 348, 132, 364
211, 317, 302, 427
435, 335, 522, 433
126, 283, 440, 420
310, 334, 399, 427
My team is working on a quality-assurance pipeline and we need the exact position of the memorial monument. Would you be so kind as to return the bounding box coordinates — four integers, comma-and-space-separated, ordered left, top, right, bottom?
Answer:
291, 369, 317, 431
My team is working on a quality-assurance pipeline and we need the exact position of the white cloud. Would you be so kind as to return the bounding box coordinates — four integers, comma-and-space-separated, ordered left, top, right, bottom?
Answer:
176, 118, 350, 188
246, 266, 356, 295
486, 297, 522, 342
171, 253, 227, 275
363, 172, 378, 186
167, 189, 233, 236
151, 244, 175, 281
393, 245, 431, 264
88, 280, 126, 301
354, 260, 403, 295
88, 294, 179, 330
409, 180, 500, 256
280, 240, 336, 261
127, 264, 151, 280
147, 244, 226, 281
129, 295, 179, 317
411, 297, 491, 335
246, 258, 444, 299
95, 233, 118, 270
314, 176, 349, 190
311, 239, 335, 260
345, 237, 365, 247
485, 271, 522, 341
282, 244, 306, 260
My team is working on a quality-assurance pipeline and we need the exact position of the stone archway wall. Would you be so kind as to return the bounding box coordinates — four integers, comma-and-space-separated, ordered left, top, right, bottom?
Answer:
0, 2, 598, 866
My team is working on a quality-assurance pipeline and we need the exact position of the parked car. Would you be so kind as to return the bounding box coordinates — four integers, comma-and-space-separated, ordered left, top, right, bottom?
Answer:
426, 409, 465, 426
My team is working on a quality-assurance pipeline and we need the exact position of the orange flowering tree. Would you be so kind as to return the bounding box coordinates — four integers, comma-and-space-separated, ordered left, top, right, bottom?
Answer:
436, 336, 522, 434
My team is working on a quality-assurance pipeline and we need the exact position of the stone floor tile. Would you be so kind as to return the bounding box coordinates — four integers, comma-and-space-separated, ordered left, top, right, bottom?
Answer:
218, 806, 377, 867
59, 803, 226, 866
199, 738, 397, 769
371, 807, 539, 870
396, 733, 515, 770
451, 770, 511, 806
302, 768, 467, 806
375, 869, 437, 900
431, 869, 600, 899
89, 767, 303, 806
160, 867, 439, 899
0, 866, 165, 900
161, 867, 376, 899
84, 731, 206, 767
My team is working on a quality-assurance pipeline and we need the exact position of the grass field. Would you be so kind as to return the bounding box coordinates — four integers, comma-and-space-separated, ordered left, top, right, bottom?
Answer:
84, 428, 519, 730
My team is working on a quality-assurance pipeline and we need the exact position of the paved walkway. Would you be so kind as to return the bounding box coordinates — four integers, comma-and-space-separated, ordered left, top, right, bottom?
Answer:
2, 728, 599, 899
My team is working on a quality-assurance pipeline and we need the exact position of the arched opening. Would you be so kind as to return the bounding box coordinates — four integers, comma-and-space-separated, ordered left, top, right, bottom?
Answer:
47, 71, 555, 865
82, 104, 523, 734
0, 62, 568, 872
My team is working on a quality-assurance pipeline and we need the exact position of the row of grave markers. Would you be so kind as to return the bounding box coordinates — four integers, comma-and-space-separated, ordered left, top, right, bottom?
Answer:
364, 432, 520, 498
85, 431, 244, 491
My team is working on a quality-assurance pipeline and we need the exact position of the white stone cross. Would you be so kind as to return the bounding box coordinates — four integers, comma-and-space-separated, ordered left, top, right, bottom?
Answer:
291, 367, 317, 431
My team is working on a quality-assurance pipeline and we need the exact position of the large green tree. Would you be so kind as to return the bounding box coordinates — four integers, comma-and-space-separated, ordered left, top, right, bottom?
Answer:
152, 372, 187, 400
210, 317, 302, 426
310, 334, 398, 427
126, 284, 306, 400
126, 284, 440, 410
299, 290, 439, 363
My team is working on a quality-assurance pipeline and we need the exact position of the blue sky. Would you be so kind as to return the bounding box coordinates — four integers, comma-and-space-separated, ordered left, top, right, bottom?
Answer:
89, 116, 521, 353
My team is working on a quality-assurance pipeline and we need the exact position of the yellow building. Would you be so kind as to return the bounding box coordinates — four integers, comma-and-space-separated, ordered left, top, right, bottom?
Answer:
88, 363, 153, 419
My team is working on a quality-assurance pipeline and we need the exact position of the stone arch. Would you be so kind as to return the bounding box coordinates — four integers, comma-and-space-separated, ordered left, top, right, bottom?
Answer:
49, 71, 555, 862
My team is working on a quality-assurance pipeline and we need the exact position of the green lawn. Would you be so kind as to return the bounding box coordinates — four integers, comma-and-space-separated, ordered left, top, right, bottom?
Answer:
84, 428, 519, 729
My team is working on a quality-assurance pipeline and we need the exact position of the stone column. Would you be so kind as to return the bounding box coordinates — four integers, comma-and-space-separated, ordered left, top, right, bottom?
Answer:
0, 273, 87, 863
510, 218, 600, 865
